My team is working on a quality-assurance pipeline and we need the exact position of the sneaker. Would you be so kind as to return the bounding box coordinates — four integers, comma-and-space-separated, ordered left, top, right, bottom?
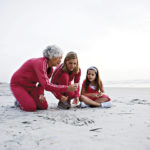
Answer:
57, 101, 71, 109
14, 100, 20, 107
101, 101, 112, 108
80, 102, 89, 108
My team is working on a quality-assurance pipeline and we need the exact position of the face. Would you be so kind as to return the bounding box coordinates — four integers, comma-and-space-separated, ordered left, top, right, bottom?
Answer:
66, 59, 78, 71
87, 70, 96, 82
51, 55, 62, 66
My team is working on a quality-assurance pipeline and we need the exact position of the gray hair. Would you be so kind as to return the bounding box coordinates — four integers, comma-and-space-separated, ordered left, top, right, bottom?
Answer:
43, 45, 63, 59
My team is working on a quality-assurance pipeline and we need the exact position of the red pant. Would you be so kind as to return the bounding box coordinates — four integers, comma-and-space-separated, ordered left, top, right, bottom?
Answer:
10, 85, 48, 111
58, 72, 76, 103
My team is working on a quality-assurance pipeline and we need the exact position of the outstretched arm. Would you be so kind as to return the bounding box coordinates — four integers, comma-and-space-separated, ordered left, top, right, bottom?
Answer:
34, 59, 78, 93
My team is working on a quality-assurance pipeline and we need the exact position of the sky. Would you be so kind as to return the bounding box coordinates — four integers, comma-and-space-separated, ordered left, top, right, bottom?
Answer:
0, 0, 150, 83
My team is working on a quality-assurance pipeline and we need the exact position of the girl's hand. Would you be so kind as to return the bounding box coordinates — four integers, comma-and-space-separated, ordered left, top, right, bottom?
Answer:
91, 93, 99, 97
84, 93, 97, 97
67, 83, 79, 92
61, 95, 68, 103
96, 92, 103, 97
89, 93, 103, 97
39, 94, 46, 103
72, 97, 79, 104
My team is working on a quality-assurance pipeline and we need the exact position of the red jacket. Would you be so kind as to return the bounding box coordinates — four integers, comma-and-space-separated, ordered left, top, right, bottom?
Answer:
10, 57, 68, 94
82, 80, 99, 93
81, 80, 110, 101
51, 64, 81, 99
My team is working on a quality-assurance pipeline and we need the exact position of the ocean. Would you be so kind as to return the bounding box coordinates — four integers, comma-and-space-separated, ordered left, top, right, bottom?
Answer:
104, 79, 150, 88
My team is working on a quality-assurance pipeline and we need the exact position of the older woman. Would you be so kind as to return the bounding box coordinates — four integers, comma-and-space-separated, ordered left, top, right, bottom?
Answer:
10, 45, 78, 111
51, 51, 81, 109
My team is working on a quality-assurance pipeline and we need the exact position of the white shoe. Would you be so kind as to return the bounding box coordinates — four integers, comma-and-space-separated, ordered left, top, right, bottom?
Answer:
101, 101, 112, 108
80, 102, 89, 108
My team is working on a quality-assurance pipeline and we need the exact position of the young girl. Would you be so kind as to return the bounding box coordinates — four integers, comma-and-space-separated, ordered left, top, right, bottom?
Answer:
80, 66, 111, 108
51, 51, 81, 109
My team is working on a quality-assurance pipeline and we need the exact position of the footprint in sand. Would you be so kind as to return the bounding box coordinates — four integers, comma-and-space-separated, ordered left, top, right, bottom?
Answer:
21, 121, 31, 124
130, 99, 150, 105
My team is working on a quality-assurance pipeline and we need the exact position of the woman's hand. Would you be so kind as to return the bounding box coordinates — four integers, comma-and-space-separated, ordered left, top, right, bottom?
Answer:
61, 95, 68, 103
39, 94, 46, 103
67, 83, 78, 92
72, 97, 79, 104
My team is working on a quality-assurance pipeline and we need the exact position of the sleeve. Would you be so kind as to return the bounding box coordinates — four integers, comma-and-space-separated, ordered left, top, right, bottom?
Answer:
51, 72, 69, 100
38, 67, 54, 95
74, 68, 81, 98
52, 91, 62, 100
33, 59, 68, 93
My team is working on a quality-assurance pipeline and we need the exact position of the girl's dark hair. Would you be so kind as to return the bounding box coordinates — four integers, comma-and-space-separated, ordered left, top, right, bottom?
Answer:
84, 66, 104, 92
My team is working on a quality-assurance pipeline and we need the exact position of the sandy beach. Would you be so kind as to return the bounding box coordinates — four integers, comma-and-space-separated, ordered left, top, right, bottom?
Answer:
0, 83, 150, 150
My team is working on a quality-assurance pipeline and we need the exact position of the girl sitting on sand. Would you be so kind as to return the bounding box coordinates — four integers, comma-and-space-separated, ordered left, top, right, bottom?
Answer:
80, 66, 112, 108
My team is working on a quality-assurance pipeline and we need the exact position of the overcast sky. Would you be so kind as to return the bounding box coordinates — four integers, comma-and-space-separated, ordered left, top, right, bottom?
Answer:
0, 0, 150, 83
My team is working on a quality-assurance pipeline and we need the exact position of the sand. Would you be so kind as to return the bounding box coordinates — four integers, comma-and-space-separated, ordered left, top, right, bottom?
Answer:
0, 83, 150, 150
